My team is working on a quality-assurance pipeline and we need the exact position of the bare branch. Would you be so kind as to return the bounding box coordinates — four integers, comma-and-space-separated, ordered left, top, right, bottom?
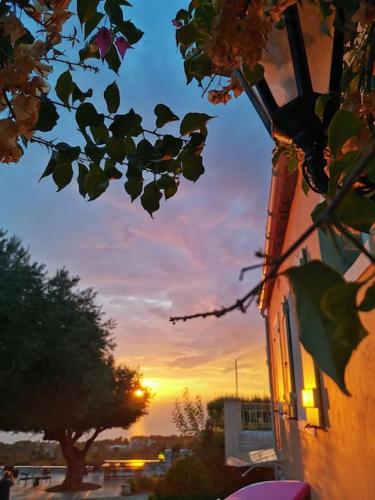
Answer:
41, 57, 99, 73
239, 262, 265, 281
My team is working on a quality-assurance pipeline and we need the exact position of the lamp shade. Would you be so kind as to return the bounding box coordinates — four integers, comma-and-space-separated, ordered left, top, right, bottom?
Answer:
238, 3, 345, 194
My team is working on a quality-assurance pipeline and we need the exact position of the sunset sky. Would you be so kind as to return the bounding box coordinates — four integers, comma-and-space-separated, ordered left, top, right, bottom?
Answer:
0, 0, 274, 441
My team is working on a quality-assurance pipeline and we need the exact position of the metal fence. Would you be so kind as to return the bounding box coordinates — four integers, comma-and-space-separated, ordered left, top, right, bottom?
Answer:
241, 402, 272, 431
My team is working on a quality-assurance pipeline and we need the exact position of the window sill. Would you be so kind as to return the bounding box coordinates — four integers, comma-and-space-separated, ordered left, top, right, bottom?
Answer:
298, 420, 317, 436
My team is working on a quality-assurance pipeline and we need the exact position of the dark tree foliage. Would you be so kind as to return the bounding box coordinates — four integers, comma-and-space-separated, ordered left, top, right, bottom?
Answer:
0, 230, 149, 490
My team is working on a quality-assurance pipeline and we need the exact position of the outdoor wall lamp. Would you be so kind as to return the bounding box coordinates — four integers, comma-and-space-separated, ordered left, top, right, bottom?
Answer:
236, 3, 345, 194
301, 388, 319, 408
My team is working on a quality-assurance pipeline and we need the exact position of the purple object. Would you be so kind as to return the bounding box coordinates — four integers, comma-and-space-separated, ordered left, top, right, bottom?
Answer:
225, 481, 310, 500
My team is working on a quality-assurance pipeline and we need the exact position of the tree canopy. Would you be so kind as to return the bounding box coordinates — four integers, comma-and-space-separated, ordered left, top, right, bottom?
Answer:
0, 230, 149, 489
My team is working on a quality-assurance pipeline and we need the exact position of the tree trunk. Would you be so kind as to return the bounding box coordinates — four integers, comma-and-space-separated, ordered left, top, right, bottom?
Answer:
59, 439, 86, 491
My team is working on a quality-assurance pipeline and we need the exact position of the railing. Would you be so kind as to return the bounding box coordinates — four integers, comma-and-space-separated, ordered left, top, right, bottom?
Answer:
241, 402, 272, 431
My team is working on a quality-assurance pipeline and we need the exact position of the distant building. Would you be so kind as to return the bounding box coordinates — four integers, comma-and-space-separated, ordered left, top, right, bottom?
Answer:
108, 444, 129, 452
179, 448, 192, 459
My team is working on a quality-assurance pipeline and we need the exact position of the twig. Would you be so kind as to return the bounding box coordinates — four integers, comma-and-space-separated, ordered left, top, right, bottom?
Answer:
239, 263, 264, 281
201, 74, 216, 98
3, 91, 15, 119
46, 99, 189, 143
42, 57, 99, 73
170, 138, 375, 323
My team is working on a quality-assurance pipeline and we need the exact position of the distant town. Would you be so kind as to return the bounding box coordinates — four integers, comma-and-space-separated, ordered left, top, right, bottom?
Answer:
0, 435, 192, 467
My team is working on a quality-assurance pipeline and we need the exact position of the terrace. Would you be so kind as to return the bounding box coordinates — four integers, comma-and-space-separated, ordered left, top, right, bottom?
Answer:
224, 400, 274, 464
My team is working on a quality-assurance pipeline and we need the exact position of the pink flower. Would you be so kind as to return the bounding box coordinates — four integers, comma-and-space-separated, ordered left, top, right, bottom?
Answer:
114, 36, 133, 59
95, 27, 112, 58
172, 18, 183, 29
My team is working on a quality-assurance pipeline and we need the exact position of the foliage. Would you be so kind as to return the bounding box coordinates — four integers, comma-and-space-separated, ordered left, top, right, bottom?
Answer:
0, 0, 210, 216
284, 261, 369, 393
172, 388, 207, 437
0, 230, 149, 489
128, 475, 162, 494
152, 456, 214, 499
156, 393, 273, 499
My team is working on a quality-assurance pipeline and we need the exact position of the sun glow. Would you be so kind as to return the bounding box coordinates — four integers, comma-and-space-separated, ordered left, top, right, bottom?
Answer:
141, 378, 160, 390
134, 388, 145, 398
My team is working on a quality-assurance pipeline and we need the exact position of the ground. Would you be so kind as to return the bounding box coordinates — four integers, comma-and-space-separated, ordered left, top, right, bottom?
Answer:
11, 472, 150, 499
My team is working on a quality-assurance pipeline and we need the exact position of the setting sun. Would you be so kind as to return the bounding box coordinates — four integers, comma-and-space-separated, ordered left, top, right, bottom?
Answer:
134, 389, 145, 398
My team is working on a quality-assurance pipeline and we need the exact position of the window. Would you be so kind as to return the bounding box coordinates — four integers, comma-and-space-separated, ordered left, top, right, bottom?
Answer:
318, 228, 361, 274
281, 299, 297, 418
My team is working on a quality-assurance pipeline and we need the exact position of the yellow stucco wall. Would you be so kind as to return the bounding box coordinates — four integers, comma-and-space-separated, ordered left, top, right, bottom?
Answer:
267, 172, 375, 500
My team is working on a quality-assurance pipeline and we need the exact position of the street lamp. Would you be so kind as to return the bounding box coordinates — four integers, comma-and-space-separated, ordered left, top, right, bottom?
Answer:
236, 3, 345, 194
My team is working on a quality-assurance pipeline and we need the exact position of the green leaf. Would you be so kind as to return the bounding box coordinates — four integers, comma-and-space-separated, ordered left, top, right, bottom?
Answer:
334, 189, 375, 233
194, 3, 216, 33
141, 182, 162, 216
183, 133, 206, 155
55, 143, 81, 163
154, 104, 179, 129
136, 139, 155, 161
312, 189, 375, 233
76, 103, 104, 130
301, 178, 309, 195
242, 63, 264, 86
83, 164, 109, 200
90, 124, 109, 144
109, 109, 143, 137
85, 143, 105, 163
79, 43, 100, 61
359, 283, 375, 312
35, 95, 59, 132
327, 151, 359, 197
55, 71, 73, 107
315, 93, 335, 119
157, 174, 178, 199
105, 0, 123, 24
40, 145, 79, 180
176, 22, 201, 47
182, 154, 204, 182
104, 81, 120, 114
52, 163, 73, 191
367, 155, 375, 183
106, 137, 129, 163
328, 110, 363, 157
327, 161, 348, 197
125, 177, 143, 201
175, 8, 188, 22
284, 261, 368, 393
77, 0, 99, 23
40, 152, 58, 180
184, 52, 212, 84
77, 163, 89, 197
155, 135, 183, 159
180, 112, 214, 136
84, 12, 104, 39
72, 83, 93, 103
104, 159, 122, 180
105, 44, 121, 73
117, 20, 144, 44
